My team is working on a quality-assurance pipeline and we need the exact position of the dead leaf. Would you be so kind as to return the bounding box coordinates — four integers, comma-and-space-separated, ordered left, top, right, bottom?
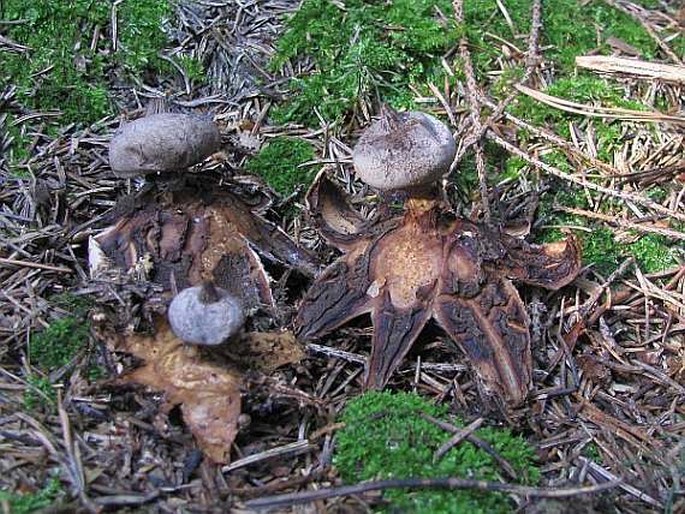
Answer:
113, 318, 242, 464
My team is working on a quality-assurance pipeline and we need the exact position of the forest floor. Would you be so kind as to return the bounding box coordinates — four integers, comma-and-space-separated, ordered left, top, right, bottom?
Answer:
0, 0, 684, 512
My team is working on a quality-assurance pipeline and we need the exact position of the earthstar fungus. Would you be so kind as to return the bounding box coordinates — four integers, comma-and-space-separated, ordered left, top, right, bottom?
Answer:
353, 105, 457, 191
109, 113, 221, 178
168, 283, 245, 346
296, 107, 581, 407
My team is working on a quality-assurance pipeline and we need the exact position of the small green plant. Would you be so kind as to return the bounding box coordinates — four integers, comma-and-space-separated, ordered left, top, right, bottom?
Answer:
582, 441, 601, 461
30, 316, 89, 371
582, 227, 624, 275
86, 363, 106, 381
23, 374, 56, 411
245, 137, 316, 195
0, 477, 63, 514
335, 391, 540, 513
629, 234, 680, 273
175, 55, 206, 83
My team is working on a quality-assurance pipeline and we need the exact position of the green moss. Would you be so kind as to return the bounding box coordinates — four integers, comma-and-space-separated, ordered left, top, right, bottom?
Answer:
271, 0, 458, 125
582, 442, 601, 461
541, 219, 679, 275
23, 374, 56, 411
0, 478, 63, 514
245, 137, 316, 195
87, 364, 106, 381
0, 0, 170, 128
581, 227, 623, 275
30, 316, 89, 370
117, 1, 171, 73
629, 234, 680, 273
466, 0, 658, 75
335, 391, 540, 513
271, 0, 661, 125
509, 75, 644, 149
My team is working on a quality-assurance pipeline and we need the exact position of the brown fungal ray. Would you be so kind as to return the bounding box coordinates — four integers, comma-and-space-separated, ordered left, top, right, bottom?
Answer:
218, 191, 320, 277
98, 185, 320, 294
295, 165, 582, 407
365, 290, 433, 389
434, 278, 532, 406
112, 318, 242, 464
306, 169, 368, 250
499, 235, 582, 290
201, 211, 274, 311
97, 200, 274, 310
295, 250, 373, 340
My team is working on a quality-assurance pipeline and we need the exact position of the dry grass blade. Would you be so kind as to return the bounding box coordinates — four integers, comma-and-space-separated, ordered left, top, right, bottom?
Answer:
515, 84, 685, 124
576, 56, 685, 84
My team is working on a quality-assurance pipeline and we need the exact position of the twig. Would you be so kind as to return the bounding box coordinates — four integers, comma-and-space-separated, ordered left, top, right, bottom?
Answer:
579, 456, 662, 507
434, 417, 484, 461
420, 413, 516, 479
454, 0, 543, 163
245, 477, 622, 510
305, 342, 366, 365
554, 205, 685, 241
93, 491, 161, 508
453, 0, 491, 220
222, 440, 315, 473
0, 257, 73, 273
486, 131, 685, 223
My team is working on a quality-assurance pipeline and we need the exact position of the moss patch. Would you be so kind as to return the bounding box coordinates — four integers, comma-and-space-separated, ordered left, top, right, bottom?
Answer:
23, 373, 56, 411
271, 0, 458, 125
465, 0, 659, 76
1, 0, 171, 125
0, 477, 63, 514
245, 137, 316, 196
271, 0, 662, 126
628, 234, 680, 273
335, 391, 540, 513
539, 214, 679, 275
29, 295, 91, 371
29, 315, 89, 370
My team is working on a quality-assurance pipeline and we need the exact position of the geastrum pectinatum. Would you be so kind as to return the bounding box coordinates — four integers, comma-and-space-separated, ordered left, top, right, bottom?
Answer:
296, 106, 581, 406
